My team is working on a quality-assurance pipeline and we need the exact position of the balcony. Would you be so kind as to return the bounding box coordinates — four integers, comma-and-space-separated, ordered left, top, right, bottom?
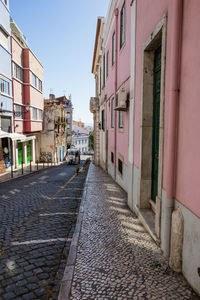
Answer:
90, 97, 99, 113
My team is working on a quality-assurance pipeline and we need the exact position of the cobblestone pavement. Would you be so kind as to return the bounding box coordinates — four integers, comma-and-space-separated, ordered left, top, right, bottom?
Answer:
0, 161, 89, 300
70, 164, 199, 300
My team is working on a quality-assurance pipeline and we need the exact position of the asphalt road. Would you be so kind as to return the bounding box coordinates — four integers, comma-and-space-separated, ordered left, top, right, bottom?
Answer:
0, 161, 89, 300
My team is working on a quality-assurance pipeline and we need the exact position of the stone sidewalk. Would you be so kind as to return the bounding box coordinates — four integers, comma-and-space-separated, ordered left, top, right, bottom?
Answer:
59, 163, 198, 300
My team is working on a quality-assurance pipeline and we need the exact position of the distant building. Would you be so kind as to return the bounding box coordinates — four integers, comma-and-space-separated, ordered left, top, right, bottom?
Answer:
72, 120, 85, 128
39, 103, 66, 163
10, 19, 43, 166
72, 134, 89, 154
0, 0, 13, 173
44, 94, 73, 149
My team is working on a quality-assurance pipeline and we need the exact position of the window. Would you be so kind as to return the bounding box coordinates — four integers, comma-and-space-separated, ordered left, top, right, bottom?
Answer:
0, 78, 10, 95
15, 105, 22, 119
99, 67, 102, 92
4, 0, 7, 5
106, 51, 109, 78
38, 79, 42, 92
119, 111, 124, 128
111, 152, 114, 163
118, 158, 123, 175
120, 1, 126, 49
14, 63, 23, 81
103, 54, 105, 87
0, 28, 8, 50
111, 97, 114, 128
32, 73, 37, 88
112, 32, 115, 65
67, 112, 70, 119
32, 108, 37, 120
38, 109, 43, 120
101, 109, 105, 131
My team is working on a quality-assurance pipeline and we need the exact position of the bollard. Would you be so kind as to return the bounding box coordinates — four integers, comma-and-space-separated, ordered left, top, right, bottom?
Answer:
76, 164, 80, 175
36, 160, 39, 171
11, 162, 13, 179
51, 159, 53, 166
22, 161, 24, 175
30, 160, 32, 173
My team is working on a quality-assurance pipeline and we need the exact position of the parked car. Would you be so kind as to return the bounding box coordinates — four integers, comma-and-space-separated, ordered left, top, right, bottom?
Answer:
83, 150, 94, 155
66, 148, 80, 164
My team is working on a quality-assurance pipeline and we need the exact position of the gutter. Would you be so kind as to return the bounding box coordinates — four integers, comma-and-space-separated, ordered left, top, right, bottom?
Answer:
163, 0, 183, 257
114, 8, 118, 180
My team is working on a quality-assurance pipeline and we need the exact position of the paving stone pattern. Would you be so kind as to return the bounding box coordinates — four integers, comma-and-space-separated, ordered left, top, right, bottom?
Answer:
71, 164, 198, 300
0, 162, 89, 300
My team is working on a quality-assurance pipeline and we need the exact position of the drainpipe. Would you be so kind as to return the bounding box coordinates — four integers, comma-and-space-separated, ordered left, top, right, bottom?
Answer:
163, 0, 183, 257
114, 8, 118, 180
10, 37, 15, 133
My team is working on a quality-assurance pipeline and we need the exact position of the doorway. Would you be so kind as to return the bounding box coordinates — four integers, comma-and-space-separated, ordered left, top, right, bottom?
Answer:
151, 46, 161, 202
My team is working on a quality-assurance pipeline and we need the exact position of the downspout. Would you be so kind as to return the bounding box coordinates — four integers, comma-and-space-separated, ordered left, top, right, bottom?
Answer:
10, 37, 15, 133
114, 8, 118, 180
163, 0, 183, 257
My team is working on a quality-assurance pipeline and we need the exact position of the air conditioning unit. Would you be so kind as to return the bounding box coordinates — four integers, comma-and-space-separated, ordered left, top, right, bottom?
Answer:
115, 85, 128, 111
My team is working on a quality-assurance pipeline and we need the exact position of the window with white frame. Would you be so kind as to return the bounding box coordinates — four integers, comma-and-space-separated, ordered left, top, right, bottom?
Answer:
15, 104, 23, 119
14, 63, 23, 81
112, 32, 115, 65
0, 28, 8, 50
32, 107, 37, 120
0, 78, 10, 95
111, 97, 114, 128
119, 111, 124, 128
106, 51, 109, 78
99, 67, 102, 93
38, 109, 43, 120
120, 1, 126, 49
38, 79, 42, 92
32, 73, 37, 88
103, 53, 105, 87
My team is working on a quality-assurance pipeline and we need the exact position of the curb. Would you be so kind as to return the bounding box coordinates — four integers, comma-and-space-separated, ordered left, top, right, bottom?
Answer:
58, 162, 91, 300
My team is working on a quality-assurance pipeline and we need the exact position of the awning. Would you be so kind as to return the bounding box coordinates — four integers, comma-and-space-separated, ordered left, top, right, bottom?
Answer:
0, 130, 36, 142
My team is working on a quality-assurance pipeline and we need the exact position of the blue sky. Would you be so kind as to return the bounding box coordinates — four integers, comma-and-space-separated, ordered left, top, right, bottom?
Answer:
9, 0, 109, 124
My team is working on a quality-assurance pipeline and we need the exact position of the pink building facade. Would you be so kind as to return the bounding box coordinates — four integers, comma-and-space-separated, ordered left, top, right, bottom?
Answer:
11, 20, 43, 166
91, 0, 131, 192
91, 0, 200, 295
